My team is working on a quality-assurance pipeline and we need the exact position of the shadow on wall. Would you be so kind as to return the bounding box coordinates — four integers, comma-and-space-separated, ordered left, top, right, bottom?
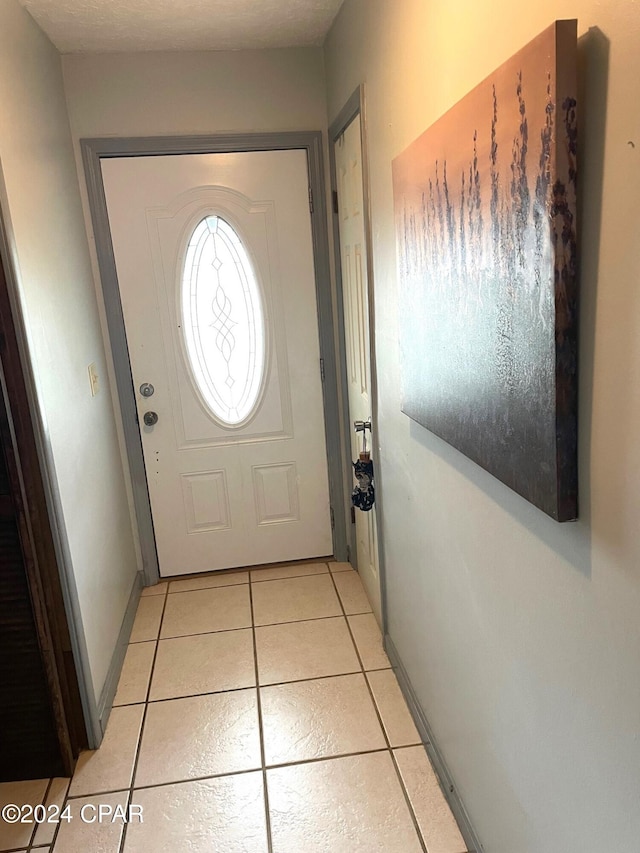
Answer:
405, 28, 613, 581
577, 27, 634, 573
409, 419, 592, 578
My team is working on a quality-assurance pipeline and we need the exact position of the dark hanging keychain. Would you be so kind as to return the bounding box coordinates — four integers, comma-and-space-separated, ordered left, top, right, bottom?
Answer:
352, 420, 375, 512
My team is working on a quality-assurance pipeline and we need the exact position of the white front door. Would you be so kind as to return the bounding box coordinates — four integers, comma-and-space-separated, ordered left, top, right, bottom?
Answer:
335, 114, 382, 624
102, 150, 333, 576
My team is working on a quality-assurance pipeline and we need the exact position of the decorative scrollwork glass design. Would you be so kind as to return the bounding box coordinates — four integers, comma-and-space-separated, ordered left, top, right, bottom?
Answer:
181, 215, 265, 426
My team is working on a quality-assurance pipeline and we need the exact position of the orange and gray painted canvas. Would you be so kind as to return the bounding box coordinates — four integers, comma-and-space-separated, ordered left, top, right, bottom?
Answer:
393, 20, 578, 521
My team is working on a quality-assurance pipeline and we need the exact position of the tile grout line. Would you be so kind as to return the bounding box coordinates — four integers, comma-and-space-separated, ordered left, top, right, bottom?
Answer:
127, 608, 374, 644
112, 663, 393, 712
249, 570, 329, 584
166, 579, 249, 594
162, 559, 334, 585
388, 745, 429, 853
261, 746, 390, 773
22, 776, 53, 852
116, 584, 169, 853
161, 566, 335, 596
248, 571, 274, 853
326, 567, 428, 853
53, 745, 404, 802
48, 742, 81, 851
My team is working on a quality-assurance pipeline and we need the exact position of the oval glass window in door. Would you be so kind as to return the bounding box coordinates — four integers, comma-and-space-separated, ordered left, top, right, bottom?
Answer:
181, 215, 266, 426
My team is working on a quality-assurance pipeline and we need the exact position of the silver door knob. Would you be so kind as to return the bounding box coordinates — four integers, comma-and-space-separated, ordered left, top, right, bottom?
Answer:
143, 411, 158, 427
139, 382, 155, 398
353, 420, 371, 433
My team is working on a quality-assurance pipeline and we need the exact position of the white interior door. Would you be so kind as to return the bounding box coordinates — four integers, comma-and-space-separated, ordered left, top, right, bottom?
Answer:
335, 115, 382, 624
102, 150, 333, 576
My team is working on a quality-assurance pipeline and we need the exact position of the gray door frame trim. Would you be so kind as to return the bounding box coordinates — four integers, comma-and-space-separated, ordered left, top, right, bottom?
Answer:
328, 86, 388, 631
81, 131, 347, 583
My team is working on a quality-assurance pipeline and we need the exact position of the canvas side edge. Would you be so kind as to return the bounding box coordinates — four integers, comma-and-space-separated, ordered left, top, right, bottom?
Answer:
553, 19, 579, 521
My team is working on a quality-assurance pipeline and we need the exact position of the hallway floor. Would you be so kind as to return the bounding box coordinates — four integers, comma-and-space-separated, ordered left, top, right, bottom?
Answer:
1, 561, 467, 853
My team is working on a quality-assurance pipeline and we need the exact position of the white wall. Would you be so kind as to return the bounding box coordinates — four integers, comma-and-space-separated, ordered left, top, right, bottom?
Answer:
0, 0, 140, 715
62, 48, 328, 137
325, 2, 640, 852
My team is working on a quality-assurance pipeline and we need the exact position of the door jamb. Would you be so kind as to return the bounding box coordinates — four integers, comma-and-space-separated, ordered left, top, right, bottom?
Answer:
328, 86, 388, 631
81, 132, 347, 582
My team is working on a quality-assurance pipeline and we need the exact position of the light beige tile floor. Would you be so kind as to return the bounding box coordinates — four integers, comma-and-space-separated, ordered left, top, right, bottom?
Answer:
0, 560, 468, 853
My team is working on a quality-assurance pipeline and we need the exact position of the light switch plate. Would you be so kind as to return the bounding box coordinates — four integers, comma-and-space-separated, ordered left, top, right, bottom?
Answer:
88, 362, 99, 396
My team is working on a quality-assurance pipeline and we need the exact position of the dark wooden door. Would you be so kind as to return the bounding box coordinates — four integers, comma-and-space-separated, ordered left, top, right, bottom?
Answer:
0, 392, 64, 779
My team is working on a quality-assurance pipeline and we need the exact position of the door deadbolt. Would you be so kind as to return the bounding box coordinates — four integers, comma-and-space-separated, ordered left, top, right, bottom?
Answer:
140, 383, 155, 398
143, 411, 159, 427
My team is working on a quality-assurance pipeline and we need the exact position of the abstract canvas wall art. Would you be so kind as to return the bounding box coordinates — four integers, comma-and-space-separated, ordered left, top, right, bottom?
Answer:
392, 20, 578, 521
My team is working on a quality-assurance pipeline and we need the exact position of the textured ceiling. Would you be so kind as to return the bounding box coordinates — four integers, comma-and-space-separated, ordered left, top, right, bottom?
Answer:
19, 0, 345, 53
